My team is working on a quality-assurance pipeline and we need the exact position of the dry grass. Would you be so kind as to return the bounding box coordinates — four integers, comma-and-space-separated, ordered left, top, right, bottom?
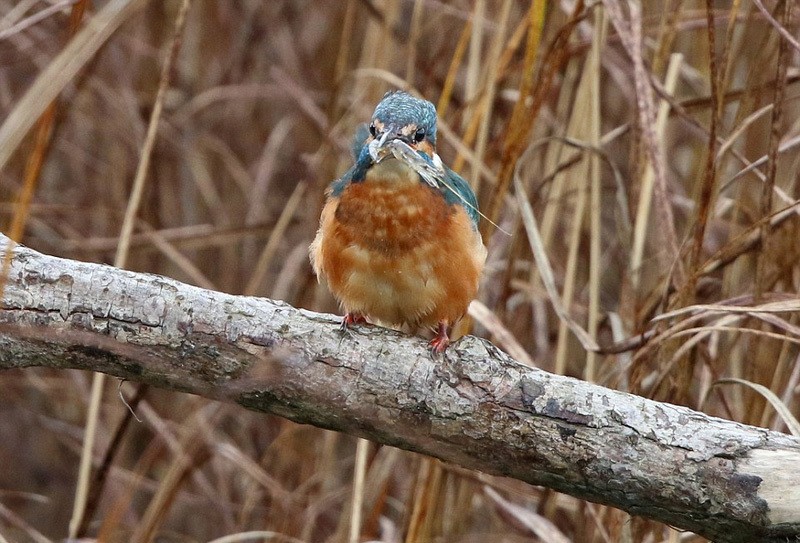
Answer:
1, 1, 800, 541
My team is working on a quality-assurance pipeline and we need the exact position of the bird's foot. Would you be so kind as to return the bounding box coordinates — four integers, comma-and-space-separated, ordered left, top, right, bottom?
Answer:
428, 321, 451, 355
340, 312, 367, 330
339, 313, 367, 348
338, 312, 367, 343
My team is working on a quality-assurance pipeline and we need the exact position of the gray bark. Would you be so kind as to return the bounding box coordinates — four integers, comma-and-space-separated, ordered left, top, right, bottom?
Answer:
0, 234, 798, 543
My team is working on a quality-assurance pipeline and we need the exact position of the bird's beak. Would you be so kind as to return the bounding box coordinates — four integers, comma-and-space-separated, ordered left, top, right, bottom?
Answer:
375, 124, 404, 149
369, 124, 407, 163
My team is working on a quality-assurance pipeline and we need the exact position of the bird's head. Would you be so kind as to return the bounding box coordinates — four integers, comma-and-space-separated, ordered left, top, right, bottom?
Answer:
340, 90, 446, 191
368, 90, 438, 158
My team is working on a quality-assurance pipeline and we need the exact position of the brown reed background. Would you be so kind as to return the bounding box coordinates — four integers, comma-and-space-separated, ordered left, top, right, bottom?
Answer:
1, 0, 799, 541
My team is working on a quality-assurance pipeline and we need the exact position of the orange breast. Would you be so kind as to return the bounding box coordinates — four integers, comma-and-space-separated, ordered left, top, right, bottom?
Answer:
310, 173, 486, 329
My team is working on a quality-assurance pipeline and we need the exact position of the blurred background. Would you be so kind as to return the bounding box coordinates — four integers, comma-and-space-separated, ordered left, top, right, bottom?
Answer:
1, 0, 799, 541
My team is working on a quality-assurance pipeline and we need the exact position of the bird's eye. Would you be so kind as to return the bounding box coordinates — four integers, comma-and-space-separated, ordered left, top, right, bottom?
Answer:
369, 123, 377, 137
414, 127, 426, 142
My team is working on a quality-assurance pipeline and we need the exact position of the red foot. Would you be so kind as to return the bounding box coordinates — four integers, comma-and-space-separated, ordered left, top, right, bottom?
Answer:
428, 321, 451, 354
341, 312, 367, 331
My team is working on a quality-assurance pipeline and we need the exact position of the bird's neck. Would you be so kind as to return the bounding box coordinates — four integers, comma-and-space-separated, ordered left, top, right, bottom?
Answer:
364, 157, 422, 187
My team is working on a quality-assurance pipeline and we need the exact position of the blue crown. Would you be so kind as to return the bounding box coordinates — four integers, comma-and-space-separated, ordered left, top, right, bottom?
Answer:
372, 91, 438, 145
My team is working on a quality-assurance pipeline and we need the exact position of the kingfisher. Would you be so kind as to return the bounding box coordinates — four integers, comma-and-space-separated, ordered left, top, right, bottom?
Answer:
310, 90, 487, 353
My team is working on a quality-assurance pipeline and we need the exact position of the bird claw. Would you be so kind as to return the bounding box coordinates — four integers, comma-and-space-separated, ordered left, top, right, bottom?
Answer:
428, 336, 450, 355
338, 313, 367, 345
340, 312, 367, 330
428, 322, 451, 355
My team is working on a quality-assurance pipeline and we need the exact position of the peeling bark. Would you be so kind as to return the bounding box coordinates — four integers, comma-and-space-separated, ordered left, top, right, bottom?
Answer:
0, 234, 799, 542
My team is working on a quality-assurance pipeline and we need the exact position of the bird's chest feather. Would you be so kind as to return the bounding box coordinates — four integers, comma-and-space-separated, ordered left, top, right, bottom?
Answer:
334, 164, 451, 253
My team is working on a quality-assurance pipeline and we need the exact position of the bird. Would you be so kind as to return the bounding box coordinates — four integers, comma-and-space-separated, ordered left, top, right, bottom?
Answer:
310, 90, 487, 353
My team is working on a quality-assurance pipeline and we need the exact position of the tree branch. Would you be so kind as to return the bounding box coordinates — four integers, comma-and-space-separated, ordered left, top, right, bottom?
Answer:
1, 234, 799, 542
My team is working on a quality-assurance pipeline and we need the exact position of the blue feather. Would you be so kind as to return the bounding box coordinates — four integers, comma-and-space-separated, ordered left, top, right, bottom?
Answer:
373, 91, 437, 145
330, 145, 372, 197
443, 166, 480, 227
351, 123, 370, 159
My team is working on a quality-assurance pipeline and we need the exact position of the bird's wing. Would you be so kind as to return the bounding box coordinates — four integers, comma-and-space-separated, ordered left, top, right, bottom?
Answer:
351, 123, 370, 159
443, 166, 480, 227
330, 144, 373, 197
